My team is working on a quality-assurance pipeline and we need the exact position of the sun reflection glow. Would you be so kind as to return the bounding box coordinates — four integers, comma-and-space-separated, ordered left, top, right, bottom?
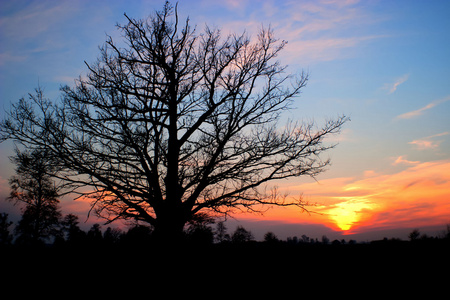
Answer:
327, 198, 377, 231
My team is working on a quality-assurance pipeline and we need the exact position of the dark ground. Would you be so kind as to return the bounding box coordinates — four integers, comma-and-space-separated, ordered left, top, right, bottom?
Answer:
2, 240, 448, 297
3, 238, 449, 272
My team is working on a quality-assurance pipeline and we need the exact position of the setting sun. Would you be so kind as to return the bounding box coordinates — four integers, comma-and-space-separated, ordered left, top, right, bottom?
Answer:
326, 198, 377, 231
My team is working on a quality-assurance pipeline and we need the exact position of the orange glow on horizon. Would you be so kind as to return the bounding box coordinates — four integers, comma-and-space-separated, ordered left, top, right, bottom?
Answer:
58, 160, 450, 236
246, 159, 450, 234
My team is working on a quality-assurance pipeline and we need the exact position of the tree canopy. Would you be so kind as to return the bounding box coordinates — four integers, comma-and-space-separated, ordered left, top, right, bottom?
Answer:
0, 2, 347, 241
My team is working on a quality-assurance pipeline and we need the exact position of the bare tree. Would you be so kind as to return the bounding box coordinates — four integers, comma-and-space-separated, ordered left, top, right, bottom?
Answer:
0, 2, 347, 242
8, 148, 62, 244
408, 229, 421, 241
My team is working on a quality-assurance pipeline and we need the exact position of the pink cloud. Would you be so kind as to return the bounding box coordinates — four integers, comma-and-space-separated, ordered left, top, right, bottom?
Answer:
392, 155, 420, 165
383, 74, 409, 94
396, 96, 450, 119
409, 132, 449, 150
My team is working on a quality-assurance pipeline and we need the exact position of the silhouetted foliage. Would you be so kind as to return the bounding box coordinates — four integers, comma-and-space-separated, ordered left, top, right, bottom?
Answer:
0, 213, 13, 245
215, 221, 230, 243
87, 223, 103, 245
120, 225, 153, 247
331, 239, 341, 245
2, 206, 450, 277
231, 226, 254, 243
263, 231, 279, 244
287, 236, 299, 244
184, 212, 215, 244
408, 229, 421, 241
0, 1, 347, 242
60, 214, 86, 244
299, 234, 308, 243
8, 149, 62, 244
104, 227, 123, 244
321, 235, 330, 245
442, 224, 450, 240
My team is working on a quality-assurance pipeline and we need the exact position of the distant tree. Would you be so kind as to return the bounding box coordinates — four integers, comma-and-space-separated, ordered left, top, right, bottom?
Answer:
408, 229, 421, 241
215, 221, 230, 243
104, 227, 123, 244
87, 224, 103, 244
121, 224, 153, 247
0, 213, 13, 245
442, 224, 450, 240
301, 234, 310, 243
231, 226, 254, 243
185, 212, 215, 229
263, 231, 279, 243
0, 2, 347, 243
287, 236, 298, 244
8, 149, 62, 244
321, 235, 330, 245
184, 212, 215, 244
60, 214, 86, 243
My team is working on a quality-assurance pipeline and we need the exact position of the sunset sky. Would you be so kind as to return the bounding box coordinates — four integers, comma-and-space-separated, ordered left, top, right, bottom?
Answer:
1, 0, 449, 241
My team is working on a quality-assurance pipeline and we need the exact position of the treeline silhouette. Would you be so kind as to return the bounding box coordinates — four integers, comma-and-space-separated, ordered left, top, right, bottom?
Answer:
2, 211, 450, 250
2, 210, 450, 281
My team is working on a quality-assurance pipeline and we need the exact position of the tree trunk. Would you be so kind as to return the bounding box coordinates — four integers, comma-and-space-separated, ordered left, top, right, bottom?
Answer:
152, 206, 187, 245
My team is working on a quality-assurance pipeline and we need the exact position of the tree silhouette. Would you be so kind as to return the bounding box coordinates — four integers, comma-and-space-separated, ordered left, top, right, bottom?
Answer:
7, 149, 62, 244
215, 221, 230, 243
0, 2, 347, 243
408, 229, 421, 241
121, 225, 153, 246
231, 226, 254, 243
184, 213, 215, 244
103, 226, 123, 244
87, 224, 103, 244
60, 213, 86, 244
0, 213, 13, 245
263, 231, 279, 243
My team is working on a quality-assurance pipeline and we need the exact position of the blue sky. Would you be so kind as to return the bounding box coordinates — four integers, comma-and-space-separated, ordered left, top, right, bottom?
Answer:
1, 0, 449, 239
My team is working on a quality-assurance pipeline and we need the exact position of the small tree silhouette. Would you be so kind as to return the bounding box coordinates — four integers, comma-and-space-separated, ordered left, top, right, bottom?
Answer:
232, 226, 254, 243
215, 221, 230, 243
87, 224, 103, 245
264, 231, 279, 243
184, 212, 215, 244
0, 213, 13, 245
60, 214, 86, 244
321, 235, 330, 245
408, 229, 421, 241
8, 149, 62, 244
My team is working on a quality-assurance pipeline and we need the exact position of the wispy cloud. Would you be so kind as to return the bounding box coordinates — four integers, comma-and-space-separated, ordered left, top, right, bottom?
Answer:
0, 52, 27, 66
409, 132, 450, 150
0, 1, 85, 68
396, 102, 437, 119
214, 0, 385, 64
280, 0, 384, 63
396, 96, 450, 119
284, 35, 385, 63
392, 155, 420, 166
409, 139, 439, 150
0, 1, 80, 41
384, 74, 409, 94
222, 0, 249, 10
